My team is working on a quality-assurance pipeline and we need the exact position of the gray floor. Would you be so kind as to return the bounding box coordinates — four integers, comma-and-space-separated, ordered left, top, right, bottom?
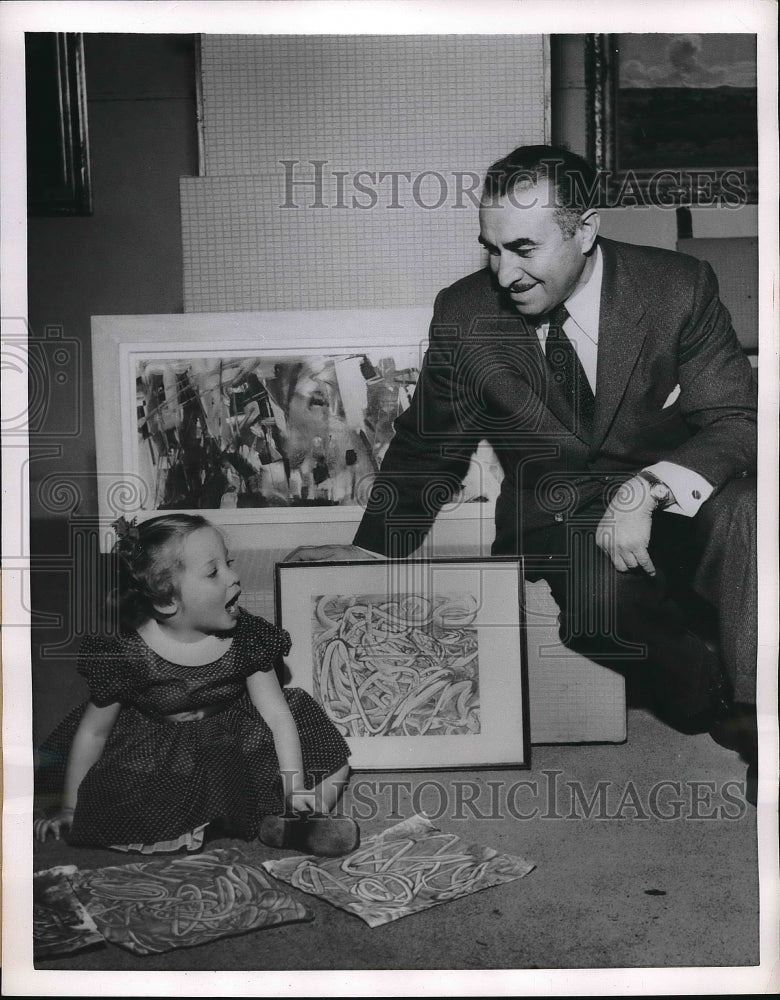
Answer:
30, 706, 763, 978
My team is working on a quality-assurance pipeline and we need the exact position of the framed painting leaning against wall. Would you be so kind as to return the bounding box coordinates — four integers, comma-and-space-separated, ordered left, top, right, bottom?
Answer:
91, 308, 504, 547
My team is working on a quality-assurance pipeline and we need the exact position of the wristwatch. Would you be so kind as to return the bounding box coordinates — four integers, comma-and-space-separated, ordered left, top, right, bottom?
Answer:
636, 470, 674, 510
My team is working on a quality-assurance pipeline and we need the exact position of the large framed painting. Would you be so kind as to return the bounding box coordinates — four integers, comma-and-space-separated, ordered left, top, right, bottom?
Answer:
91, 309, 504, 545
275, 558, 529, 770
586, 33, 758, 205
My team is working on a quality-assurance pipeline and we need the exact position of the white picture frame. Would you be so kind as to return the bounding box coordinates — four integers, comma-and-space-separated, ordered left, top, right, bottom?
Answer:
275, 558, 530, 770
91, 309, 503, 550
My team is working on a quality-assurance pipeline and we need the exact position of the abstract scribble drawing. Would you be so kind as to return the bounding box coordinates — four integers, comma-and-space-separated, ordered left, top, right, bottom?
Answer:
290, 832, 495, 921
33, 866, 105, 959
311, 592, 481, 737
263, 814, 536, 928
71, 849, 312, 955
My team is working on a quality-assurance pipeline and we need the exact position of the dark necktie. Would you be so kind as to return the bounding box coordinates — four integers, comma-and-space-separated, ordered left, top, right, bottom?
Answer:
544, 303, 595, 434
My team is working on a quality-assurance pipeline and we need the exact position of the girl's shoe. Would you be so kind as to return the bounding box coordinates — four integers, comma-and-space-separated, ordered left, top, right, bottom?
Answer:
259, 812, 360, 857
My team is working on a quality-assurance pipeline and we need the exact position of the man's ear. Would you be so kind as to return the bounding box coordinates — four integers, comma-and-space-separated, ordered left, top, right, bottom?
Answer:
578, 208, 600, 253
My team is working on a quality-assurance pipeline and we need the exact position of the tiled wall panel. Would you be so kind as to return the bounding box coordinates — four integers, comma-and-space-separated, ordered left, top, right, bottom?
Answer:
183, 34, 548, 311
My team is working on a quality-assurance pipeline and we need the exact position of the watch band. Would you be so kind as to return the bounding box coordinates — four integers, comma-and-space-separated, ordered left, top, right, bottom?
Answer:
636, 470, 675, 509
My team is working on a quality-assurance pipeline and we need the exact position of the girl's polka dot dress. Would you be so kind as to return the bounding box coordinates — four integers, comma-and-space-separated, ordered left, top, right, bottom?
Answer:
36, 609, 350, 853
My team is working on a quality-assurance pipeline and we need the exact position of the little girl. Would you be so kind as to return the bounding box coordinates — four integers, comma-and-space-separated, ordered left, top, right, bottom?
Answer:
34, 513, 358, 857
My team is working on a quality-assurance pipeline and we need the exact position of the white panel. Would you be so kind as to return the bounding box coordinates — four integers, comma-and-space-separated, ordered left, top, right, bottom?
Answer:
199, 35, 547, 178
184, 34, 549, 312
181, 175, 486, 311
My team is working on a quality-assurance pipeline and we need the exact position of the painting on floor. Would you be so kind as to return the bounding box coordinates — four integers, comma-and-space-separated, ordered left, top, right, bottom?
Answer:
263, 813, 535, 928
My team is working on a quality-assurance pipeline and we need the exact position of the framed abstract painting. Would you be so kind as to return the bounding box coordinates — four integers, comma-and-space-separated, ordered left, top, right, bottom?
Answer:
91, 308, 504, 549
275, 558, 529, 770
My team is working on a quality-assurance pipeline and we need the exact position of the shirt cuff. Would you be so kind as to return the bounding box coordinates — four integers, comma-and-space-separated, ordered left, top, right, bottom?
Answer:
643, 461, 713, 516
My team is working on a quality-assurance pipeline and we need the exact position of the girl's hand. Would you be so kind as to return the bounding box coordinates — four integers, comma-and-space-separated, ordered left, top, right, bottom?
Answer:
34, 807, 75, 842
288, 789, 319, 814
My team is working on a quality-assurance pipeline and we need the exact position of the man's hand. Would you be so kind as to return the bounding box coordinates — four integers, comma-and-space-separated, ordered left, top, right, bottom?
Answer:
596, 476, 657, 575
283, 544, 383, 563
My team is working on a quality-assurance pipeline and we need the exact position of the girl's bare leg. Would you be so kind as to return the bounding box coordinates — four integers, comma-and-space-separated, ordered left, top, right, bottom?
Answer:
312, 763, 350, 814
260, 764, 358, 856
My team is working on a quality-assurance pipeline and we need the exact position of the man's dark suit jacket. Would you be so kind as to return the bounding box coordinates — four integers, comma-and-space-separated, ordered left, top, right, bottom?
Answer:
354, 237, 757, 557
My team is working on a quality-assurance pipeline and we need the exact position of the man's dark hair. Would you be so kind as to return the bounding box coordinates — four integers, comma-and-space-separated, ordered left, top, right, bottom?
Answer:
482, 145, 601, 236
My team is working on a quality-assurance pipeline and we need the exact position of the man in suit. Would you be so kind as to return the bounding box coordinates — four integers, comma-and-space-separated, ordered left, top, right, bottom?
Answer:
303, 145, 759, 795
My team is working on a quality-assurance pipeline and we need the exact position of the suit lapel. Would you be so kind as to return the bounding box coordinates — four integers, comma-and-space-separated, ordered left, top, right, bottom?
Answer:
590, 239, 648, 453
471, 259, 639, 446
466, 291, 580, 436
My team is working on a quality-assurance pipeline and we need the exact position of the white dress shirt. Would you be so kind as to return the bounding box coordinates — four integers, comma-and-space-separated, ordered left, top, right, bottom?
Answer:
536, 246, 713, 516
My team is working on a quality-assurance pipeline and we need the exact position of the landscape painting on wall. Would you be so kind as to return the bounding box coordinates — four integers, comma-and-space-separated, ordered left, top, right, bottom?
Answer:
615, 33, 757, 173
587, 32, 758, 203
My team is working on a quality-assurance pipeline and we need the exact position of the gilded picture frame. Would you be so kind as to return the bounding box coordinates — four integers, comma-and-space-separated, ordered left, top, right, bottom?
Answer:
586, 32, 758, 206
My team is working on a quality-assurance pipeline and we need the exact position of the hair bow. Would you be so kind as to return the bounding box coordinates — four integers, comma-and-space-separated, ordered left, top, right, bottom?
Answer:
112, 516, 140, 543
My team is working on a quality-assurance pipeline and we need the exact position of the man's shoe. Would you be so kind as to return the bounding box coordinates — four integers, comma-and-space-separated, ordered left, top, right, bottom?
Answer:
259, 812, 360, 857
652, 635, 733, 736
710, 702, 758, 808
657, 684, 733, 736
709, 702, 757, 758
745, 758, 758, 808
